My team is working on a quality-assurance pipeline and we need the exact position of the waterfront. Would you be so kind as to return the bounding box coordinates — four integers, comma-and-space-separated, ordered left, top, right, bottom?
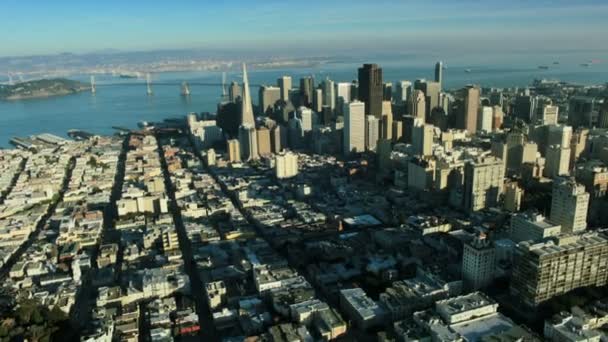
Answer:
1, 54, 608, 147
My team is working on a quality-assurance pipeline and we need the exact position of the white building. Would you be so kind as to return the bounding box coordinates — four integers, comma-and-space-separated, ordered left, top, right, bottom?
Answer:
477, 106, 493, 133
238, 124, 259, 161
550, 177, 589, 234
344, 101, 366, 155
510, 211, 561, 243
365, 115, 380, 152
275, 152, 299, 179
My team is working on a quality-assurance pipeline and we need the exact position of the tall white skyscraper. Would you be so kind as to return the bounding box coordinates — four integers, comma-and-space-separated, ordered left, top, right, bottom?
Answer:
463, 155, 505, 211
411, 90, 426, 121
275, 151, 299, 179
240, 63, 255, 127
550, 177, 589, 234
544, 145, 570, 178
541, 105, 559, 125
297, 106, 314, 132
344, 101, 365, 155
365, 115, 380, 152
478, 106, 493, 133
335, 82, 352, 104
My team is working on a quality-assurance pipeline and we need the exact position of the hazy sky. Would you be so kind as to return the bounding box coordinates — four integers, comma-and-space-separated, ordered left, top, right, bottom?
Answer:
1, 0, 607, 57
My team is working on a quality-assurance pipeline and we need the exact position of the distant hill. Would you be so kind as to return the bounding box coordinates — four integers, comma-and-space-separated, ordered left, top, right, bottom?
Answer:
0, 78, 88, 100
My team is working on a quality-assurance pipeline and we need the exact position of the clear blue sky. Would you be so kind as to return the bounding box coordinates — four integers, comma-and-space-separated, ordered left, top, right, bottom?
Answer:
1, 0, 607, 57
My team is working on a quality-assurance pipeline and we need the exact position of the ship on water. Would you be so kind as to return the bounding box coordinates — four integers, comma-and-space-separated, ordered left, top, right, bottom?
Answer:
67, 129, 95, 141
181, 82, 191, 96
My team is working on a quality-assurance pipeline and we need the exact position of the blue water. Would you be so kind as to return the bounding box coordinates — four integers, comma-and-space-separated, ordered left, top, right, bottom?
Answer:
1, 52, 607, 147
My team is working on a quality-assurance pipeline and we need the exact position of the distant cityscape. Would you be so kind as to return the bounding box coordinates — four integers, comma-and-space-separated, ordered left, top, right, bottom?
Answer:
2, 59, 608, 342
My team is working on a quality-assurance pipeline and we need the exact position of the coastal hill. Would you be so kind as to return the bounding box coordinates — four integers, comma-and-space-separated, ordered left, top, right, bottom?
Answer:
0, 78, 88, 100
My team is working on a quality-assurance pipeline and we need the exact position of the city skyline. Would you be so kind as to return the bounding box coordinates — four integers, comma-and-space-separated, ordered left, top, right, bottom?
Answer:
2, 0, 608, 57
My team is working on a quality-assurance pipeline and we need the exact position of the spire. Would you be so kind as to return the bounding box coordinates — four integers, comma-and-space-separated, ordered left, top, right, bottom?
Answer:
240, 63, 255, 127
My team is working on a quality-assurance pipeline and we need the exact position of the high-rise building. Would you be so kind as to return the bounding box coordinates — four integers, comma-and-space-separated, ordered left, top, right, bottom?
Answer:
547, 125, 573, 147
395, 81, 411, 105
510, 211, 561, 243
322, 78, 336, 112
344, 101, 366, 155
514, 95, 537, 123
335, 82, 352, 116
227, 139, 241, 162
598, 99, 608, 128
240, 63, 255, 127
463, 86, 480, 134
503, 182, 523, 212
381, 101, 393, 141
412, 120, 433, 157
492, 105, 504, 131
383, 82, 392, 101
477, 106, 493, 133
462, 235, 495, 290
365, 115, 380, 152
415, 80, 441, 118
435, 61, 443, 85
277, 76, 292, 101
270, 125, 286, 154
256, 127, 271, 156
540, 105, 559, 125
392, 120, 403, 142
550, 177, 589, 234
544, 145, 570, 178
299, 76, 314, 107
229, 81, 242, 103
358, 64, 383, 118
238, 124, 259, 161
463, 155, 504, 211
313, 88, 323, 113
569, 96, 600, 128
259, 85, 281, 115
411, 90, 426, 121
377, 139, 392, 172
275, 151, 299, 179
511, 233, 608, 307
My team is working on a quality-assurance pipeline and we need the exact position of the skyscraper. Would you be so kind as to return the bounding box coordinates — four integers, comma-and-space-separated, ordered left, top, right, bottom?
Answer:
395, 81, 411, 105
462, 235, 495, 290
277, 76, 292, 102
227, 139, 241, 162
313, 88, 323, 113
411, 90, 426, 121
477, 106, 493, 133
415, 79, 441, 117
434, 61, 443, 86
229, 81, 242, 103
259, 85, 281, 116
299, 76, 314, 107
412, 120, 433, 157
463, 85, 480, 134
240, 63, 255, 127
256, 127, 271, 156
322, 78, 336, 112
358, 64, 383, 118
540, 105, 559, 125
550, 177, 589, 234
365, 115, 379, 151
463, 155, 504, 211
344, 101, 366, 155
238, 124, 259, 160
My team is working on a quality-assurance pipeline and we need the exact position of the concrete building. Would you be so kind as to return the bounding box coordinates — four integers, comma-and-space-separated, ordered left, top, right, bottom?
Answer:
275, 152, 298, 179
492, 105, 504, 131
412, 120, 434, 157
344, 101, 366, 155
511, 232, 608, 306
259, 85, 281, 115
395, 80, 412, 105
463, 85, 480, 134
270, 124, 286, 154
503, 182, 523, 212
365, 115, 380, 152
340, 288, 385, 329
358, 64, 383, 118
478, 106, 493, 133
540, 105, 559, 125
313, 88, 323, 113
544, 145, 570, 178
322, 79, 336, 112
277, 76, 292, 101
550, 177, 589, 234
462, 235, 495, 290
256, 127, 272, 156
463, 155, 504, 211
411, 90, 426, 121
510, 212, 561, 243
238, 124, 259, 161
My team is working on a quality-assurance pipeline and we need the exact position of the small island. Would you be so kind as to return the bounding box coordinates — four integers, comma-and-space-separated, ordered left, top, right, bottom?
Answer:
0, 78, 88, 101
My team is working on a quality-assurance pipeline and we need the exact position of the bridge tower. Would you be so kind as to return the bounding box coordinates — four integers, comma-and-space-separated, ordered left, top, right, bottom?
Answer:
90, 75, 96, 94
146, 73, 153, 95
